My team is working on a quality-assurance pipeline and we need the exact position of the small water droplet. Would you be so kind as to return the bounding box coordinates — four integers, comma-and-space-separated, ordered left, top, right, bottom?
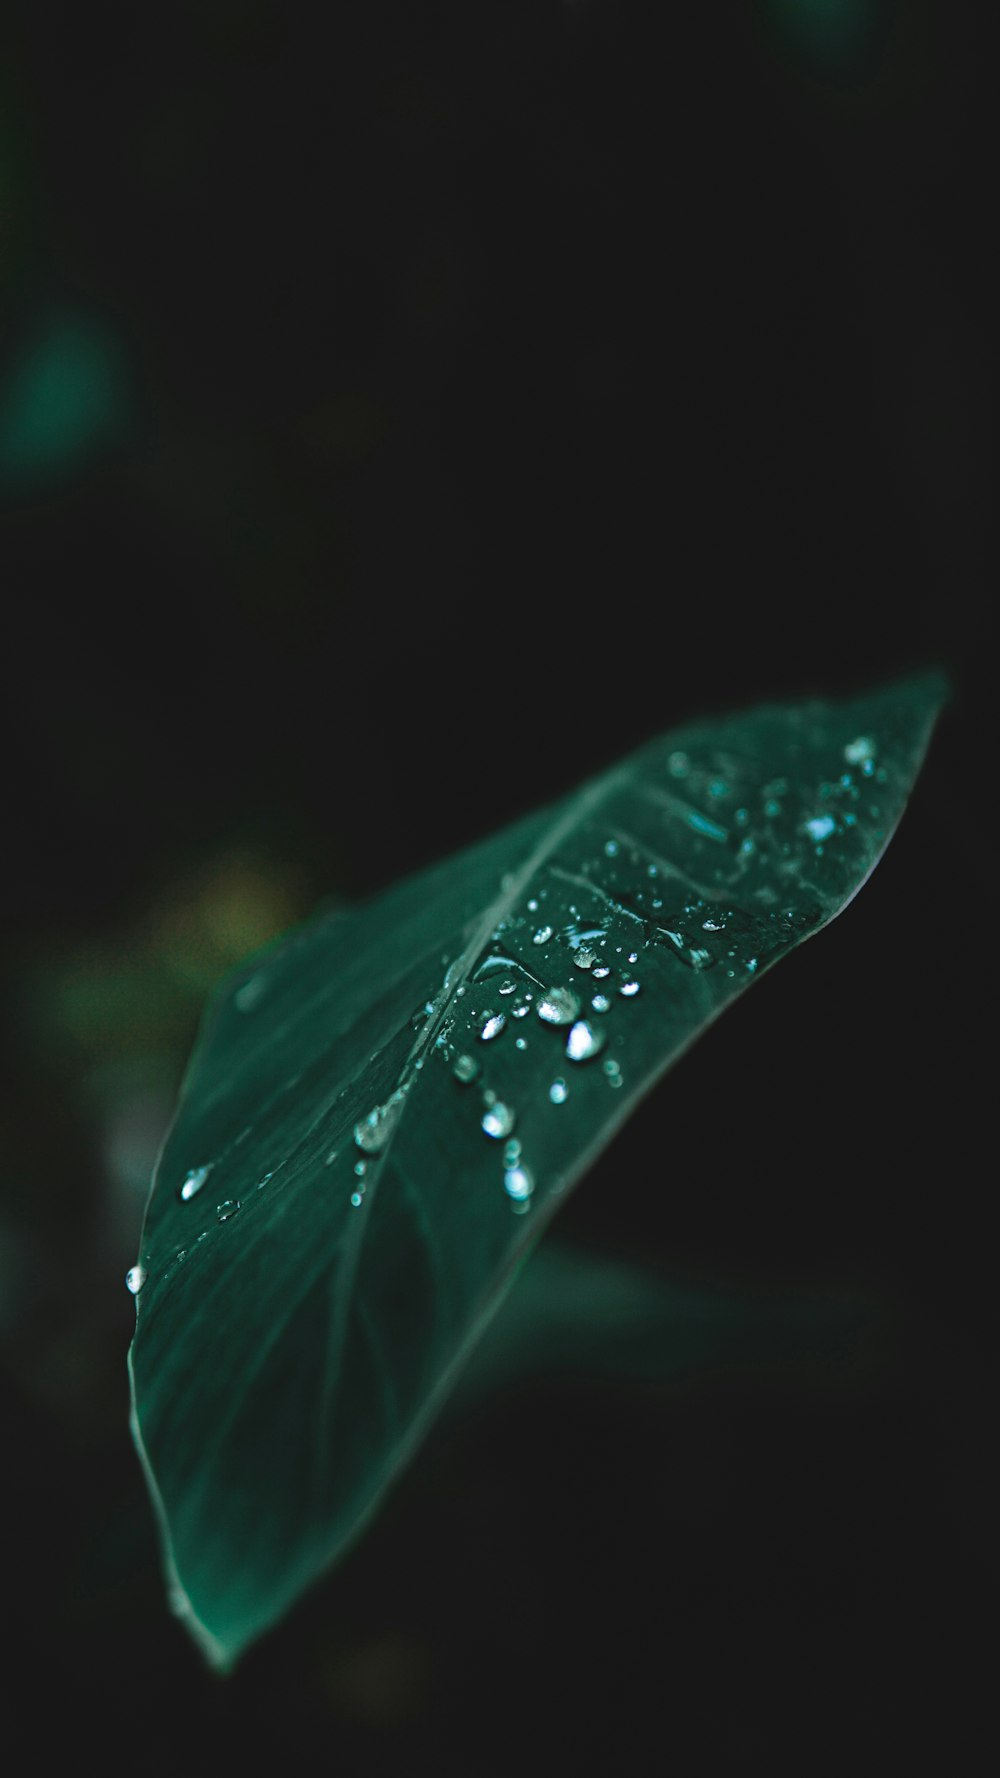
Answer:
354, 1160, 367, 1177
234, 974, 265, 1012
532, 925, 554, 945
354, 1090, 407, 1152
515, 1036, 527, 1049
765, 798, 782, 818
527, 898, 539, 912
619, 980, 640, 997
179, 1164, 212, 1202
504, 1165, 533, 1201
504, 1138, 522, 1165
498, 979, 516, 995
592, 965, 610, 979
453, 1053, 480, 1083
350, 1190, 364, 1207
566, 1020, 606, 1062
844, 735, 876, 765
216, 1200, 241, 1222
574, 949, 595, 971
603, 1058, 623, 1087
591, 994, 611, 1013
604, 839, 619, 857
480, 1012, 507, 1042
549, 1078, 568, 1104
125, 1264, 146, 1295
628, 952, 638, 964
511, 1003, 531, 1018
804, 815, 836, 843
482, 1102, 516, 1139
668, 750, 689, 777
536, 986, 581, 1026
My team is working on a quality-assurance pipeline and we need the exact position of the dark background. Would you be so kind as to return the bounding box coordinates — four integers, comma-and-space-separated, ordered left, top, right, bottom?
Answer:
0, 2, 990, 1769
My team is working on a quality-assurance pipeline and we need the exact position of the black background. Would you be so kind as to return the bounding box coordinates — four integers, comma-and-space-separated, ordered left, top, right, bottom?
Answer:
0, 3, 990, 1769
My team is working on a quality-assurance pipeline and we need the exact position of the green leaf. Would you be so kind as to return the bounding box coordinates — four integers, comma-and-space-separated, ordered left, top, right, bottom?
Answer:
128, 674, 945, 1668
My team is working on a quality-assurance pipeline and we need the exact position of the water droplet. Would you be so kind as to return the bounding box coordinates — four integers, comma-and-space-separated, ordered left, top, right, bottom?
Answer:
511, 1003, 531, 1018
532, 925, 554, 945
702, 918, 725, 931
527, 898, 539, 912
354, 1160, 367, 1177
234, 974, 265, 1012
668, 750, 690, 777
354, 1089, 407, 1152
566, 1020, 606, 1062
125, 1265, 146, 1295
574, 949, 595, 971
504, 1138, 522, 1166
515, 1036, 527, 1050
628, 952, 638, 964
350, 1190, 364, 1208
179, 1164, 212, 1202
216, 1200, 241, 1222
592, 965, 610, 979
591, 994, 611, 1013
482, 1102, 516, 1139
804, 815, 836, 843
453, 1053, 480, 1083
862, 758, 876, 777
844, 735, 876, 765
746, 957, 758, 973
480, 1012, 507, 1041
619, 980, 640, 997
604, 839, 619, 857
536, 986, 581, 1026
549, 1079, 568, 1104
504, 1165, 533, 1201
498, 979, 516, 996
764, 798, 782, 818
603, 1057, 622, 1087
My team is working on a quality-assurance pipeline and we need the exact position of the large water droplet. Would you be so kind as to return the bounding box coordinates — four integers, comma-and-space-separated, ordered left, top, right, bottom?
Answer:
125, 1264, 146, 1295
532, 925, 554, 945
453, 1053, 480, 1083
566, 1020, 606, 1062
179, 1164, 212, 1203
504, 1165, 533, 1201
536, 986, 581, 1026
482, 1102, 516, 1139
480, 1012, 507, 1042
574, 949, 595, 971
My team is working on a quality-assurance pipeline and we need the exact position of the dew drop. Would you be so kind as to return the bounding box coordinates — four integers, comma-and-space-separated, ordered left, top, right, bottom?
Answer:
350, 1190, 364, 1208
604, 839, 619, 857
532, 925, 554, 945
498, 979, 517, 996
566, 1020, 606, 1062
628, 952, 638, 964
844, 735, 876, 766
702, 918, 725, 931
764, 799, 782, 818
515, 1036, 527, 1049
511, 1003, 531, 1019
480, 1012, 507, 1042
125, 1264, 146, 1295
482, 1102, 516, 1139
668, 750, 689, 777
536, 986, 581, 1026
504, 1138, 522, 1166
591, 994, 611, 1013
216, 1200, 241, 1222
453, 1053, 480, 1083
574, 949, 595, 971
354, 1090, 407, 1152
354, 1160, 367, 1177
804, 815, 836, 843
549, 1079, 568, 1105
592, 965, 610, 979
527, 898, 539, 912
179, 1164, 213, 1202
504, 1165, 533, 1201
619, 980, 640, 997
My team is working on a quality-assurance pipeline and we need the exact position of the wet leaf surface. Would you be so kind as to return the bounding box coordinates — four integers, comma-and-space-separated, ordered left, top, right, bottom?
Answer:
128, 674, 945, 1667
